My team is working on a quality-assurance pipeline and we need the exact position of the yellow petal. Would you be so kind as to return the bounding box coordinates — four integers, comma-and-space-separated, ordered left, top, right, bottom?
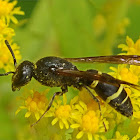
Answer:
94, 134, 100, 140
12, 0, 18, 6
75, 104, 84, 113
40, 109, 45, 115
52, 118, 58, 125
35, 112, 40, 120
63, 94, 67, 105
15, 108, 21, 115
109, 66, 117, 72
25, 111, 31, 118
76, 131, 84, 139
62, 119, 69, 129
59, 120, 64, 129
13, 7, 25, 15
138, 126, 140, 133
87, 132, 93, 140
6, 16, 10, 25
118, 44, 128, 50
15, 106, 26, 115
70, 96, 78, 105
11, 16, 18, 24
45, 112, 53, 117
71, 124, 80, 128
126, 36, 134, 47
100, 135, 107, 140
19, 106, 26, 109
79, 101, 87, 110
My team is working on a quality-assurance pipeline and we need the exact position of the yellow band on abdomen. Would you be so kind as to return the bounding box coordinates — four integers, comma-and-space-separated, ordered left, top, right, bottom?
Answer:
106, 84, 124, 103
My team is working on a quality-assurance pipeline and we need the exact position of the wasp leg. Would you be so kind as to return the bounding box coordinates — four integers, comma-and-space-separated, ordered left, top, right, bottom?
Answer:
31, 86, 68, 127
83, 85, 107, 132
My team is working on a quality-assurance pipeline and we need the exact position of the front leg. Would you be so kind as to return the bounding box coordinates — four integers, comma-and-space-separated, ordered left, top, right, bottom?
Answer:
31, 86, 68, 127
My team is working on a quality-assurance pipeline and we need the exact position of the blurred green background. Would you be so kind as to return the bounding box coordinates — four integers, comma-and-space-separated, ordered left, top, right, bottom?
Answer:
1, 0, 140, 139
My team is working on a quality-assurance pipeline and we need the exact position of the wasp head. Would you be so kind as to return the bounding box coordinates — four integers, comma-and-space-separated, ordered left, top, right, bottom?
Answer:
12, 61, 34, 91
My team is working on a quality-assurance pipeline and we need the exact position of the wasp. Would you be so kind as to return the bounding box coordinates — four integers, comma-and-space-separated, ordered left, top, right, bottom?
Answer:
1, 40, 140, 128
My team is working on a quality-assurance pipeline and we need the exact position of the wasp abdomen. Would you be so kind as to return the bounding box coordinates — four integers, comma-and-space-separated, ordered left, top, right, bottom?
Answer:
88, 70, 133, 117
94, 82, 133, 117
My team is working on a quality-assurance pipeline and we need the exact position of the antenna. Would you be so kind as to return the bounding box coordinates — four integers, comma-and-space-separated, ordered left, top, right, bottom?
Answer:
0, 71, 15, 76
5, 40, 17, 67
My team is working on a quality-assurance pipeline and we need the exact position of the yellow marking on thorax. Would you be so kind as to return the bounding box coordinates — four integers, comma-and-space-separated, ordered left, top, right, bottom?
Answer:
106, 84, 124, 103
91, 80, 99, 88
34, 64, 37, 69
121, 95, 128, 105
98, 71, 102, 75
90, 71, 102, 88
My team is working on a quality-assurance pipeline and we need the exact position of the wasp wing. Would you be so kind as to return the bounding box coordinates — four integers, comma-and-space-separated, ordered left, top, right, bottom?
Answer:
65, 55, 140, 66
56, 69, 140, 90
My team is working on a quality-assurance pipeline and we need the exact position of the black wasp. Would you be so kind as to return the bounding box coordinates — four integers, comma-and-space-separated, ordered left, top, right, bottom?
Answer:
1, 40, 140, 128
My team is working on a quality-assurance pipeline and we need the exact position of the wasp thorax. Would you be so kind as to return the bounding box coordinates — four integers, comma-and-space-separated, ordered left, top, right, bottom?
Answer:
12, 61, 34, 91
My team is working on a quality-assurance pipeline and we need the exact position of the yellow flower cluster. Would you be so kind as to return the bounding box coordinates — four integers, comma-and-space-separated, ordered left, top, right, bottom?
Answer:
93, 13, 130, 37
16, 89, 108, 140
0, 0, 24, 24
0, 0, 24, 72
109, 36, 140, 117
117, 18, 130, 35
16, 90, 48, 120
108, 36, 140, 139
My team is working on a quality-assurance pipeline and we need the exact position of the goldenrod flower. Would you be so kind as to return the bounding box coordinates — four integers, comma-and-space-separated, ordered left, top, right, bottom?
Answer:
118, 36, 140, 55
71, 100, 108, 140
0, 19, 15, 41
109, 65, 138, 85
0, 40, 21, 72
78, 88, 99, 111
108, 36, 140, 139
49, 94, 78, 129
93, 14, 107, 37
71, 110, 99, 140
16, 90, 48, 120
117, 17, 130, 35
78, 84, 123, 127
0, 0, 24, 24
0, 0, 23, 72
109, 63, 140, 121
